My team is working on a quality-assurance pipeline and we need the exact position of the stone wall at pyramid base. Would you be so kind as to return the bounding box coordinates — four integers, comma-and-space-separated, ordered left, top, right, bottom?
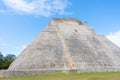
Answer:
0, 69, 64, 78
1, 68, 120, 78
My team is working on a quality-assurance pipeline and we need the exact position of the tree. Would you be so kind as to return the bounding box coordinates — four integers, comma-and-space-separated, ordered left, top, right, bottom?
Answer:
2, 54, 16, 69
0, 52, 4, 69
4, 54, 16, 60
0, 52, 16, 70
0, 52, 3, 61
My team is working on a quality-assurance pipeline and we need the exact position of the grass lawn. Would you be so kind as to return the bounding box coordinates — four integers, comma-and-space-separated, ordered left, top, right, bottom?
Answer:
0, 72, 120, 80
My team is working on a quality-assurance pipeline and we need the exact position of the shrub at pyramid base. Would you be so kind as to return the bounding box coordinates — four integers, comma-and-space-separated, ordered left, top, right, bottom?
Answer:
9, 18, 120, 72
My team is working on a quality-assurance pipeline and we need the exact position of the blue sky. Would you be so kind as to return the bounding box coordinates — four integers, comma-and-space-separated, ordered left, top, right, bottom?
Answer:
0, 0, 120, 56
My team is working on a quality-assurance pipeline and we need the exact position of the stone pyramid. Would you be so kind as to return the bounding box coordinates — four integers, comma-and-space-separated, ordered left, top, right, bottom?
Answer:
9, 18, 120, 72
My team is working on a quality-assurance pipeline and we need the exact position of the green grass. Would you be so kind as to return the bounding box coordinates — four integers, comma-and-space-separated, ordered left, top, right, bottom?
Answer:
0, 72, 120, 80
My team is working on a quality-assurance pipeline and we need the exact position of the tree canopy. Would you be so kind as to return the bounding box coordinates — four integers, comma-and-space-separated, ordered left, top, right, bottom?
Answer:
0, 52, 16, 70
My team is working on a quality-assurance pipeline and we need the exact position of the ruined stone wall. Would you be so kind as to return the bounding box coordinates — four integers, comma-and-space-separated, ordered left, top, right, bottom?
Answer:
0, 69, 62, 78
1, 68, 120, 78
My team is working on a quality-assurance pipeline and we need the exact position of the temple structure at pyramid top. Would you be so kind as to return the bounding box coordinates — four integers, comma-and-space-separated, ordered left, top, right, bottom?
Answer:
8, 18, 120, 72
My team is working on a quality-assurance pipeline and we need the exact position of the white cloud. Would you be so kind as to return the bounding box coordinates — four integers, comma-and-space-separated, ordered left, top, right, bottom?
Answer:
21, 45, 27, 49
2, 42, 7, 46
16, 44, 27, 50
0, 9, 5, 13
2, 0, 70, 16
106, 30, 120, 47
0, 41, 9, 47
14, 44, 27, 56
